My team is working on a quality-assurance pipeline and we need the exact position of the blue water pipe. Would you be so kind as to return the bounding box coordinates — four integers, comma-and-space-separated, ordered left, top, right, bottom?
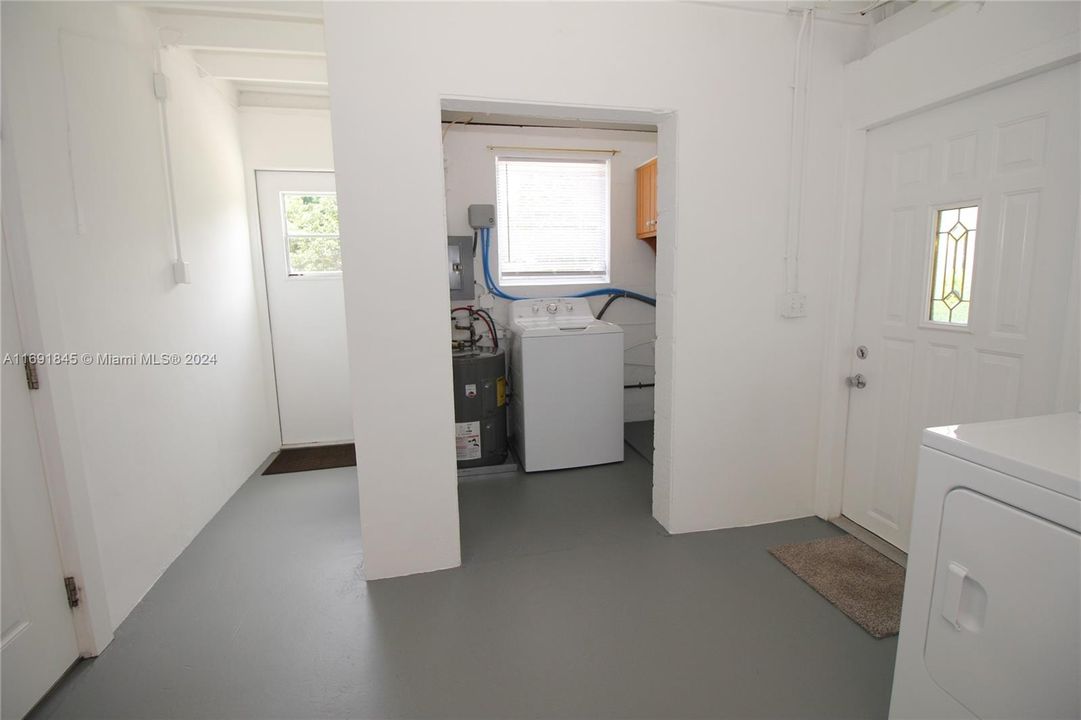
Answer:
478, 227, 656, 306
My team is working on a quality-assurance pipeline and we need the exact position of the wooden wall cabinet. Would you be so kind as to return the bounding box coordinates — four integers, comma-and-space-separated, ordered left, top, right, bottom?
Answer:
635, 157, 657, 252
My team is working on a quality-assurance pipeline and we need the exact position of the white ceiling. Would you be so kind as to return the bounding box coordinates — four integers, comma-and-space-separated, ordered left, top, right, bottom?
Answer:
143, 1, 330, 109
141, 0, 914, 112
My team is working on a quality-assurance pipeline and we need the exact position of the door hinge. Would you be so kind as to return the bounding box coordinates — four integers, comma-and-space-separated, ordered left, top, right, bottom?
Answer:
64, 576, 80, 608
24, 358, 39, 390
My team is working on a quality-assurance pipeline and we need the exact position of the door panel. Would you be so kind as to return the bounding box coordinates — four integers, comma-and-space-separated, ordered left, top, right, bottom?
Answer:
2, 239, 80, 719
842, 63, 1081, 550
255, 171, 352, 446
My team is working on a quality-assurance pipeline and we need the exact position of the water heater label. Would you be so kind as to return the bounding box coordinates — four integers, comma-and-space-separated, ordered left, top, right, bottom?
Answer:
496, 377, 506, 407
455, 421, 481, 461
464, 383, 477, 399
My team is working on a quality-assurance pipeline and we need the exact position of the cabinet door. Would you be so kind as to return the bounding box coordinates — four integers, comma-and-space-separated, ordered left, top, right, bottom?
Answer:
647, 160, 657, 232
635, 164, 650, 237
636, 159, 657, 240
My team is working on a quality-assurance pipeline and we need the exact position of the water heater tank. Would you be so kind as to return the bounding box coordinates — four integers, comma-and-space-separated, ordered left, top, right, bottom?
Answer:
452, 347, 508, 468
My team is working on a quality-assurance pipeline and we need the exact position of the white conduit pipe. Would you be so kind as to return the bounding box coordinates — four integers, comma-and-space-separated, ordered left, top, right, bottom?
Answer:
783, 9, 814, 295
152, 46, 188, 283
795, 10, 815, 293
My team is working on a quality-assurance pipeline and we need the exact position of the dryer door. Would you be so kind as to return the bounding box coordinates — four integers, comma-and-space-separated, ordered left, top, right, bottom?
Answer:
925, 489, 1080, 719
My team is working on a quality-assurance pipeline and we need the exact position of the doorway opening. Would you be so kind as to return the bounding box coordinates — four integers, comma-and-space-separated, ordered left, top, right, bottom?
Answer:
438, 99, 674, 557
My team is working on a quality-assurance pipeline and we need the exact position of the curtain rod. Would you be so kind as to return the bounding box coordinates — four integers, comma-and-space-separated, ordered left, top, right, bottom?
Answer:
487, 145, 620, 155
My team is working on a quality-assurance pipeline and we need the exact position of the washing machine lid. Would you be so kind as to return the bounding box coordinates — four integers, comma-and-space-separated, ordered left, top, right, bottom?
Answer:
509, 297, 625, 338
923, 413, 1080, 500
513, 318, 623, 338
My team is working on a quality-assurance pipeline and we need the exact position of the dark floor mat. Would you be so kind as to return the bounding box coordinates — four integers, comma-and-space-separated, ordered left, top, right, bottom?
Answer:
263, 443, 356, 475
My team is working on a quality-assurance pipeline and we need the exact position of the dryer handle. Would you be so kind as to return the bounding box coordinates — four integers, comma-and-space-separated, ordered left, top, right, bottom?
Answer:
942, 561, 968, 630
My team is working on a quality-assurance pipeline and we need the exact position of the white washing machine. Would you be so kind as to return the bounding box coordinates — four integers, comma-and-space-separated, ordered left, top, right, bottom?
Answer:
890, 413, 1080, 720
509, 298, 624, 472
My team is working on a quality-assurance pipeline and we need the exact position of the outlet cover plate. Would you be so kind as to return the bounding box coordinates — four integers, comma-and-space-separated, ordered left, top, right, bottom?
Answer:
779, 292, 807, 319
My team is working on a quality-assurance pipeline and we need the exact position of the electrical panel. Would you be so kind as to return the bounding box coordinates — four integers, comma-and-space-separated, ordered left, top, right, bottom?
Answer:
448, 235, 474, 301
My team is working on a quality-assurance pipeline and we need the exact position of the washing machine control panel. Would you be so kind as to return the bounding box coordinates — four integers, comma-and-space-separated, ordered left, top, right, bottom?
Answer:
511, 298, 597, 323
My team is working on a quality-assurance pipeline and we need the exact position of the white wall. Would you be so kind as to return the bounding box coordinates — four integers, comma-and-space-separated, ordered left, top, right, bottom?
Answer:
442, 124, 658, 421
239, 107, 335, 170
238, 107, 337, 442
1, 2, 278, 629
324, 2, 866, 579
848, 1, 1080, 130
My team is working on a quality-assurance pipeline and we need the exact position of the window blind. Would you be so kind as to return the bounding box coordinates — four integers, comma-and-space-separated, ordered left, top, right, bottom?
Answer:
495, 157, 610, 285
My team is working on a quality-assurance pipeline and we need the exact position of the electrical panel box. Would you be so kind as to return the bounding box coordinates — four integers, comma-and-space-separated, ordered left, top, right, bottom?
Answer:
468, 204, 495, 229
448, 235, 474, 301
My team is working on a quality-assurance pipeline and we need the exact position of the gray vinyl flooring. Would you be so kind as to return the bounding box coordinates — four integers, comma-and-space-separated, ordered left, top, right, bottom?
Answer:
624, 420, 655, 464
29, 450, 897, 719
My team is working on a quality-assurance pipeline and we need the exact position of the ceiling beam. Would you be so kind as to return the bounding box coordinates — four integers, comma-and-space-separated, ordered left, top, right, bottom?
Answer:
192, 50, 327, 85
142, 2, 324, 22
147, 8, 325, 55
238, 90, 332, 110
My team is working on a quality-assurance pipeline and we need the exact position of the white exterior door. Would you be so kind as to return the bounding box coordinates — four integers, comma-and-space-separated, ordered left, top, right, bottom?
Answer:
255, 171, 352, 446
2, 240, 80, 719
842, 63, 1081, 551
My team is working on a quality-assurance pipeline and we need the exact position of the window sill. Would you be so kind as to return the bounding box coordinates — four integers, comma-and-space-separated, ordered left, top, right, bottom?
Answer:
500, 276, 610, 288
286, 272, 343, 281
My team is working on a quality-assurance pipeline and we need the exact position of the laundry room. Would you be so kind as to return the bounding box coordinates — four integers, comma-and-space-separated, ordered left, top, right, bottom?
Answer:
441, 109, 661, 527
8, 2, 1081, 718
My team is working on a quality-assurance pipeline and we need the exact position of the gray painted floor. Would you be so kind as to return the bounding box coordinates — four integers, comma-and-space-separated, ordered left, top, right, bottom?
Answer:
30, 452, 896, 719
624, 420, 654, 464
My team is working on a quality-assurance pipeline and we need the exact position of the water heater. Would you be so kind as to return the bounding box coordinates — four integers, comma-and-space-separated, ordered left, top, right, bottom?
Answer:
451, 347, 507, 468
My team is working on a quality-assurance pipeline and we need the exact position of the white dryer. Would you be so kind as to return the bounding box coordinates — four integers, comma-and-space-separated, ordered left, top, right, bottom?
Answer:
509, 298, 624, 472
890, 413, 1080, 720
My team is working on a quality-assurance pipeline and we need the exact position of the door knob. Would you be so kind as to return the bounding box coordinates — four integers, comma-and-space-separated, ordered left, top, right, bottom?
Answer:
846, 373, 867, 389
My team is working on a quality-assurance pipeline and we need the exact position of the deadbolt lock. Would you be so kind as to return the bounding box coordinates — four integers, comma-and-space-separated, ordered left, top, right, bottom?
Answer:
856, 345, 869, 359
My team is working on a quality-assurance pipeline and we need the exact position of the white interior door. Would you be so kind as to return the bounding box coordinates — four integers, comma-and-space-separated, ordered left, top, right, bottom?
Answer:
2, 240, 80, 719
256, 171, 352, 446
842, 63, 1081, 551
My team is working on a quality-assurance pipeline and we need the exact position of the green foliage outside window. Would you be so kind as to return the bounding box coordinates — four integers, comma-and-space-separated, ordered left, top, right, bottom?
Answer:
288, 236, 342, 273
283, 194, 341, 273
285, 194, 339, 234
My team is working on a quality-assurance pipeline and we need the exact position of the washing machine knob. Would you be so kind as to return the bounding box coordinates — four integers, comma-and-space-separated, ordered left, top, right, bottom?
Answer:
546, 303, 559, 314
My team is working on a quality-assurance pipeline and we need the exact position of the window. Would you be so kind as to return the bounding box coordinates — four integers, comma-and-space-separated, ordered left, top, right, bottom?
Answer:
281, 193, 340, 275
495, 157, 610, 285
928, 205, 978, 326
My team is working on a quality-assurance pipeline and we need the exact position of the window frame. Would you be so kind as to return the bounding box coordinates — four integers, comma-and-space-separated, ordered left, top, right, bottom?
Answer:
494, 154, 612, 287
919, 199, 981, 333
279, 191, 342, 280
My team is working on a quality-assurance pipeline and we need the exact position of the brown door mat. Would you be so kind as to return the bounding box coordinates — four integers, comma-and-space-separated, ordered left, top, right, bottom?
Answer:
263, 443, 356, 475
769, 533, 905, 639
